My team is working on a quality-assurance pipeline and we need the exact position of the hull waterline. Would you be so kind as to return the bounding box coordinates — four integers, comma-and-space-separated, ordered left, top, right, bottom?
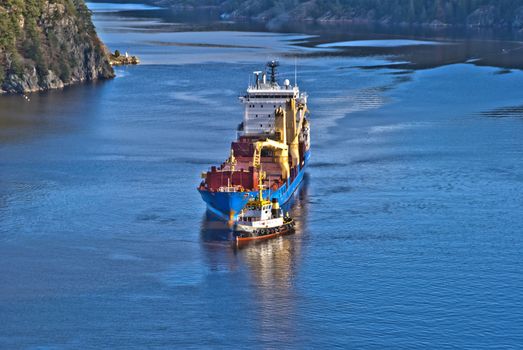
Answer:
235, 223, 295, 248
199, 151, 310, 221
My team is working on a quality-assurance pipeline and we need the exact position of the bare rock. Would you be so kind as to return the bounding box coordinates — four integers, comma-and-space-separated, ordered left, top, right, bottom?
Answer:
467, 6, 497, 27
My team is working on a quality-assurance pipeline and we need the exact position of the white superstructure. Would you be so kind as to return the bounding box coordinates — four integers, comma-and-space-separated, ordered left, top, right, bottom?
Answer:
238, 61, 308, 137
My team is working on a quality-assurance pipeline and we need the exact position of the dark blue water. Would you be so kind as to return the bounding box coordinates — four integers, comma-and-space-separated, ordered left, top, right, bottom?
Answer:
1, 4, 522, 349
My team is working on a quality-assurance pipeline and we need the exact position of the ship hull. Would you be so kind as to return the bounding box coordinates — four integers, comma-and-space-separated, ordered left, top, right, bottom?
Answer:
199, 150, 310, 221
235, 222, 295, 248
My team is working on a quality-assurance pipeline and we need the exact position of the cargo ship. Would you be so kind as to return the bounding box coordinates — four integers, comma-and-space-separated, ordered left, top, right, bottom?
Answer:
198, 61, 311, 221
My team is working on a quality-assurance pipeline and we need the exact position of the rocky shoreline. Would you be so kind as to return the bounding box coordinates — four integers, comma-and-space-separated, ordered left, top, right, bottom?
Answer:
109, 51, 140, 66
0, 0, 114, 95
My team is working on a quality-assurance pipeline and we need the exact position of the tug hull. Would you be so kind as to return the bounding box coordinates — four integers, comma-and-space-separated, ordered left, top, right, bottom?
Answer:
235, 221, 295, 248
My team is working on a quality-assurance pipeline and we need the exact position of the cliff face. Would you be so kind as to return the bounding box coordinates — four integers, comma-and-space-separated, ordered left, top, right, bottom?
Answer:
0, 0, 114, 94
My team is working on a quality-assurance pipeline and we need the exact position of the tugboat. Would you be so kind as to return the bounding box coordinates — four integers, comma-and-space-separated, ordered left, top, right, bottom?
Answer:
234, 172, 295, 247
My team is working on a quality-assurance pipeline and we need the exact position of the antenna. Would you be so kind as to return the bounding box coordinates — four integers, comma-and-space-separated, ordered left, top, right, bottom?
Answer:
294, 56, 297, 87
258, 166, 264, 202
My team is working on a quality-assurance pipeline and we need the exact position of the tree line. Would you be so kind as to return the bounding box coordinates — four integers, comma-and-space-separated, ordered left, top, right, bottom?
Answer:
161, 0, 523, 25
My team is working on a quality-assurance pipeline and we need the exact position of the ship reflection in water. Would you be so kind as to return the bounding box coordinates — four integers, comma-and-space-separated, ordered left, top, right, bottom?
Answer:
200, 177, 309, 341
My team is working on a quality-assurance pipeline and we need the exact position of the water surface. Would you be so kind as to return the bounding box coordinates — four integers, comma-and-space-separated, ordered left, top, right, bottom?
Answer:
0, 3, 522, 349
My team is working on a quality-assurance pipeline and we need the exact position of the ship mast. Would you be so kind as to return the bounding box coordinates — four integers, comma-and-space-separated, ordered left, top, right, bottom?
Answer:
227, 149, 236, 189
267, 60, 279, 85
258, 168, 264, 202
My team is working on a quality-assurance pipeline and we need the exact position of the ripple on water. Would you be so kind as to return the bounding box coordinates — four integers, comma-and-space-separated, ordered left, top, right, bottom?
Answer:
478, 105, 523, 118
154, 261, 206, 287
109, 253, 144, 261
367, 122, 431, 134
309, 161, 345, 169
316, 39, 445, 48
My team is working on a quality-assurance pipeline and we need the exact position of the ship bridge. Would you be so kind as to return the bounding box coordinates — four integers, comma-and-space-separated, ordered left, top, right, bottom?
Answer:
239, 61, 307, 137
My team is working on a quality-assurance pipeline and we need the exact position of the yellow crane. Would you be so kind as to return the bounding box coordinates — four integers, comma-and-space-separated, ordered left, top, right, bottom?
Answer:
252, 139, 289, 180
251, 98, 308, 184
289, 99, 308, 168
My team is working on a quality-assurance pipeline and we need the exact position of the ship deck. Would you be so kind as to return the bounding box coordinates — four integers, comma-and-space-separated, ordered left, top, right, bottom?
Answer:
218, 156, 284, 190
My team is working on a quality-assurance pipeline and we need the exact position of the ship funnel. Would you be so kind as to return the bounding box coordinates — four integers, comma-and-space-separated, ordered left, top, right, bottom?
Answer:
271, 198, 281, 218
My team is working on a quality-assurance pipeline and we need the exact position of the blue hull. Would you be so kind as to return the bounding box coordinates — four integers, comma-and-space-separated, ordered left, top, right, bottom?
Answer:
199, 150, 310, 220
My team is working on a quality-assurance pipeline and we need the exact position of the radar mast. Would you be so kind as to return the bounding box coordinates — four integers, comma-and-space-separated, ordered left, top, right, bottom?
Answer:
267, 60, 279, 85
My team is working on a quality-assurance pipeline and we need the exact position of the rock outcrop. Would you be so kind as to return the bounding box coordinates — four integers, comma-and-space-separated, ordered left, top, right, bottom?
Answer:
0, 0, 114, 95
466, 6, 498, 27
